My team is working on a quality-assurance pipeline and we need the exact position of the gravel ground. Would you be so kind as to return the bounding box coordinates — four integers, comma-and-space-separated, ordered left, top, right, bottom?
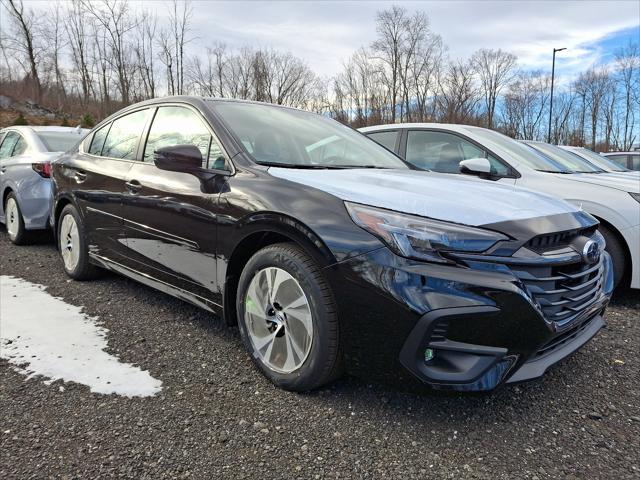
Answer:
1, 231, 639, 479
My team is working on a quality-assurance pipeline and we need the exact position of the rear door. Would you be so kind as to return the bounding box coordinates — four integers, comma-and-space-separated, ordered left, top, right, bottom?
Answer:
0, 131, 30, 217
122, 104, 232, 301
64, 108, 152, 260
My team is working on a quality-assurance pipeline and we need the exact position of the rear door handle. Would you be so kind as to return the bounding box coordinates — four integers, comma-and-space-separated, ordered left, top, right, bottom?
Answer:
125, 180, 142, 194
0, 167, 5, 174
74, 170, 87, 182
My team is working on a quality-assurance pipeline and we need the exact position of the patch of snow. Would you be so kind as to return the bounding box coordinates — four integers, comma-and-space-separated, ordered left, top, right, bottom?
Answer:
0, 275, 162, 397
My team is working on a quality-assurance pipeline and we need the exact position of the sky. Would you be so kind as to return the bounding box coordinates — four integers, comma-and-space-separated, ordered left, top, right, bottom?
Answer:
177, 0, 640, 80
2, 0, 638, 83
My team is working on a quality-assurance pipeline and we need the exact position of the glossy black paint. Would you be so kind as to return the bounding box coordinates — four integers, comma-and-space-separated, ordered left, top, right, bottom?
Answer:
51, 96, 613, 392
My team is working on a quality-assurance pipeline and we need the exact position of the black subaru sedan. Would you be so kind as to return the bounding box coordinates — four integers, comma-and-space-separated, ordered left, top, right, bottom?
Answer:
50, 97, 614, 392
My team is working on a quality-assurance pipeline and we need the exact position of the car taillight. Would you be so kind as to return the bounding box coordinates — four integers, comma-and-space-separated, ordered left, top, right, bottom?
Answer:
32, 162, 52, 178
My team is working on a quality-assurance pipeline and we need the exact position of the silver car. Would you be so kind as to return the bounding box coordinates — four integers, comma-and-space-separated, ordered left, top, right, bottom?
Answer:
0, 126, 88, 244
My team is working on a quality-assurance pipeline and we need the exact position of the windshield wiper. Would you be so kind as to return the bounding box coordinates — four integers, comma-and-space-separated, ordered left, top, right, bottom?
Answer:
257, 162, 344, 169
537, 169, 569, 174
258, 162, 395, 170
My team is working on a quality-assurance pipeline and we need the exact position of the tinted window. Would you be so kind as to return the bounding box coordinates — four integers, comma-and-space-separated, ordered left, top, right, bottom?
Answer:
630, 154, 639, 170
88, 123, 111, 155
406, 130, 509, 176
0, 132, 19, 159
143, 106, 224, 169
102, 109, 151, 160
367, 131, 398, 152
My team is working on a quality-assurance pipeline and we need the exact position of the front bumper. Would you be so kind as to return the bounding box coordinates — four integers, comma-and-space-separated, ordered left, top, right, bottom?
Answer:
326, 247, 613, 392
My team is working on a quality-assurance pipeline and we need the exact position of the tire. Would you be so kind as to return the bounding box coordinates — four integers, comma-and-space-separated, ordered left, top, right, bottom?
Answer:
236, 243, 342, 391
599, 224, 626, 288
57, 204, 100, 280
4, 192, 30, 245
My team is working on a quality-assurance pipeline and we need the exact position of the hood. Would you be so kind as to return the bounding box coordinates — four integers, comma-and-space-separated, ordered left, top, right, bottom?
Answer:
269, 168, 579, 227
557, 172, 640, 193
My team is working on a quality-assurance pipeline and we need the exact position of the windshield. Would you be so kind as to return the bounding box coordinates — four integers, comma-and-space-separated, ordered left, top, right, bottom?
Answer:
463, 127, 567, 172
209, 102, 408, 169
37, 132, 83, 152
524, 142, 604, 173
570, 147, 628, 172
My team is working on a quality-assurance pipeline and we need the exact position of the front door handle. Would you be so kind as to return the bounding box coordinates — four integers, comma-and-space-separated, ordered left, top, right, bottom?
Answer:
125, 180, 142, 194
0, 167, 6, 174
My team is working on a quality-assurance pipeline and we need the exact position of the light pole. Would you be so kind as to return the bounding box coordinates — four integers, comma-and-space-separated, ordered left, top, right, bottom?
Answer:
548, 47, 566, 143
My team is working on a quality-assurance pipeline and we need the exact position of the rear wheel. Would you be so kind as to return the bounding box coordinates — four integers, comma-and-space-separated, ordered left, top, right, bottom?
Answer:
236, 243, 342, 391
5, 192, 29, 245
600, 224, 626, 288
58, 204, 100, 280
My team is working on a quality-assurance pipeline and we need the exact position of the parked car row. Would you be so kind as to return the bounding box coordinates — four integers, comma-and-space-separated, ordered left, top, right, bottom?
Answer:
361, 124, 640, 289
1, 97, 636, 395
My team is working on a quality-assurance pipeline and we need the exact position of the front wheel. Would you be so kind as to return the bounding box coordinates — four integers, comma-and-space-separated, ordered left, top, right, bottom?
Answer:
57, 204, 100, 280
236, 243, 342, 391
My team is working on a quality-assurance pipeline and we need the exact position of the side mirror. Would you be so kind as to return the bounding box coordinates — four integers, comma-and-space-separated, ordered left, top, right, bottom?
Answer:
154, 144, 202, 173
459, 157, 491, 176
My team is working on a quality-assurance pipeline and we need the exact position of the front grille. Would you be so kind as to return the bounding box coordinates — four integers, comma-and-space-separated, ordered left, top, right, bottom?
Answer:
526, 226, 597, 252
511, 257, 603, 326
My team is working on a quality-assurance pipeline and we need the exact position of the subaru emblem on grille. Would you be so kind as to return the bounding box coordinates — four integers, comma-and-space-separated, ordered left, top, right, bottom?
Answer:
582, 240, 601, 264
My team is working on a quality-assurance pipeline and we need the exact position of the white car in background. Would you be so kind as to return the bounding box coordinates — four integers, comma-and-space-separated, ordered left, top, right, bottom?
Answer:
559, 145, 638, 175
360, 123, 640, 289
0, 126, 88, 244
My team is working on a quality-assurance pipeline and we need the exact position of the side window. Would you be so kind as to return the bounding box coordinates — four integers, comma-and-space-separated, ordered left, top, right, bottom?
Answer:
102, 109, 151, 160
367, 131, 398, 152
88, 123, 111, 155
11, 134, 27, 156
143, 106, 226, 169
406, 130, 508, 176
0, 132, 20, 159
630, 154, 639, 170
0, 132, 18, 159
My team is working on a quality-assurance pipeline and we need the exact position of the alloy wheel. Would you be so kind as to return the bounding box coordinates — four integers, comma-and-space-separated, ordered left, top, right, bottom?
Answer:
244, 267, 314, 373
5, 197, 19, 239
59, 214, 81, 271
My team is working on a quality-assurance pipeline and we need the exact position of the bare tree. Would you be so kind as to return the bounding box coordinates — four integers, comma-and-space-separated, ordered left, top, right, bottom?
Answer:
1, 0, 42, 101
81, 0, 137, 104
614, 42, 639, 150
134, 11, 158, 99
437, 60, 481, 124
471, 48, 517, 128
66, 0, 95, 104
575, 66, 610, 150
372, 5, 408, 123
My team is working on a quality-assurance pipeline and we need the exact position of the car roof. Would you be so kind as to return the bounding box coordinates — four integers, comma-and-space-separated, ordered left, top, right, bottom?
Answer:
602, 151, 638, 155
358, 123, 482, 135
1, 125, 88, 134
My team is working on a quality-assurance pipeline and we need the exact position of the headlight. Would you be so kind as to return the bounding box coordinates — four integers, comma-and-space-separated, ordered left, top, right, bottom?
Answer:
345, 202, 509, 262
630, 192, 640, 203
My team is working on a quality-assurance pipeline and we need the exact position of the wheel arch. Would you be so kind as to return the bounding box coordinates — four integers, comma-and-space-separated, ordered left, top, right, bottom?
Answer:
52, 195, 75, 243
594, 215, 631, 285
222, 213, 337, 326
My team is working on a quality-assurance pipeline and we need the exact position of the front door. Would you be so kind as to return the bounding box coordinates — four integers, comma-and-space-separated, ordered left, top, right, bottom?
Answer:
402, 129, 517, 184
122, 105, 231, 304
